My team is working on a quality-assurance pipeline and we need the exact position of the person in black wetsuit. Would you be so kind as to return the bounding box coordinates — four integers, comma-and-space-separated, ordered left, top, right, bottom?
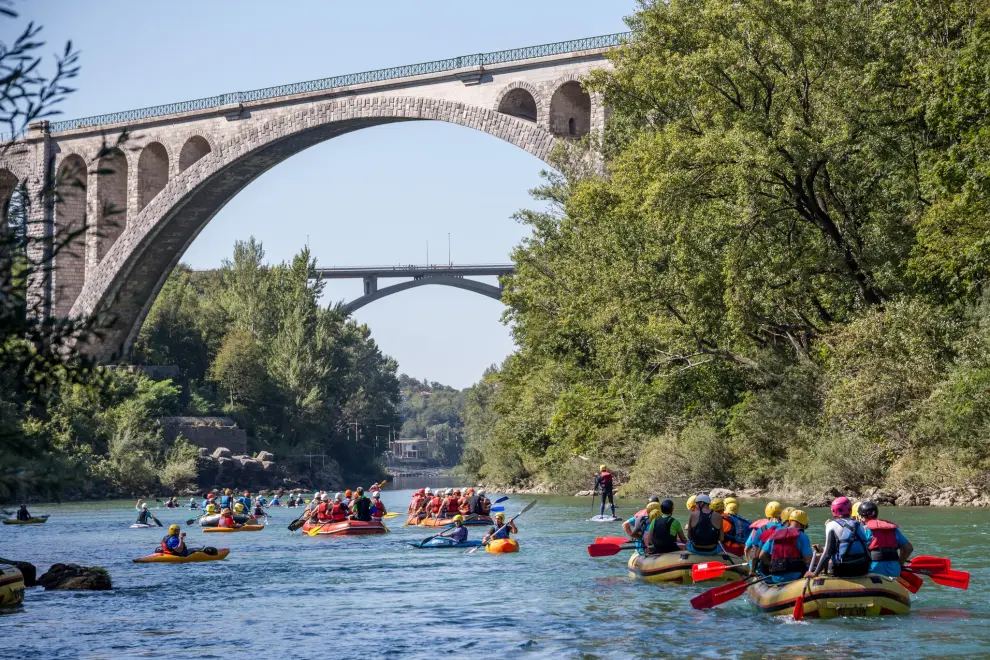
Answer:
16, 505, 31, 521
594, 465, 616, 518
350, 487, 373, 522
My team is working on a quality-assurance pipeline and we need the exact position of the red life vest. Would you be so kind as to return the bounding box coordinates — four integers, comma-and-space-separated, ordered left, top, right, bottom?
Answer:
430, 496, 442, 513
316, 502, 331, 522
599, 471, 613, 489
372, 501, 386, 519
443, 497, 459, 517
865, 519, 900, 561
330, 502, 348, 522
767, 528, 807, 575
160, 538, 178, 555
410, 495, 424, 512
218, 515, 236, 528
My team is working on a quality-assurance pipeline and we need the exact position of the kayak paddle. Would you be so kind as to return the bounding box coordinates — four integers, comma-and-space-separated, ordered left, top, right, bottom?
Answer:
287, 510, 310, 532
490, 506, 504, 513
418, 515, 479, 546
691, 561, 732, 582
469, 500, 536, 554
307, 521, 330, 536
596, 536, 632, 546
382, 512, 399, 519
690, 576, 768, 610
908, 556, 950, 572
905, 566, 970, 590
588, 542, 635, 557
150, 512, 162, 527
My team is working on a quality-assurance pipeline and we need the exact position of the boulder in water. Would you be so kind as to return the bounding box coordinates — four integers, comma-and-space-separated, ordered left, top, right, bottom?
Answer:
38, 564, 112, 591
0, 558, 36, 587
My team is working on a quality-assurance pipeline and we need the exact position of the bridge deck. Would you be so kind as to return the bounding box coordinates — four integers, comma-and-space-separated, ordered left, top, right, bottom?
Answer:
317, 264, 514, 279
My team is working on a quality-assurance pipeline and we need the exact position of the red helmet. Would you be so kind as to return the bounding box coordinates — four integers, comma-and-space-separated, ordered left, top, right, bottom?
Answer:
244, 491, 250, 496
417, 488, 425, 495
207, 493, 215, 499
831, 496, 852, 517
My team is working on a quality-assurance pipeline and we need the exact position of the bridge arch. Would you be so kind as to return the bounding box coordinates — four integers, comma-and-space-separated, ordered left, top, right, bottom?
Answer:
344, 276, 502, 313
69, 95, 557, 361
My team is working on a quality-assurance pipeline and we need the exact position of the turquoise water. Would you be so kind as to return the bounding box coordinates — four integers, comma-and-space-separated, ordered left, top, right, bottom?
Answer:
0, 494, 986, 659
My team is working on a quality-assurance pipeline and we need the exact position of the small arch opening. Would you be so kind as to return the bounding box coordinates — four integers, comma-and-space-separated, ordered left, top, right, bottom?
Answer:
96, 148, 127, 262
497, 87, 538, 123
178, 135, 211, 172
54, 155, 88, 315
549, 81, 591, 137
138, 142, 169, 210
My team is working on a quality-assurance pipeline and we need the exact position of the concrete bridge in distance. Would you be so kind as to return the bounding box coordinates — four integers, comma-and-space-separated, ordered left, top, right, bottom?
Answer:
1, 31, 628, 362
318, 264, 514, 312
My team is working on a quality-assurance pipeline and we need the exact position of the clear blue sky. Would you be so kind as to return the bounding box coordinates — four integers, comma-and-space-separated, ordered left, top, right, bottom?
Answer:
14, 1, 631, 388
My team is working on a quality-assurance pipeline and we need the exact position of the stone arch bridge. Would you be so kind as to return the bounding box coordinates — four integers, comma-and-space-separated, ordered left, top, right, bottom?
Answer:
0, 32, 627, 362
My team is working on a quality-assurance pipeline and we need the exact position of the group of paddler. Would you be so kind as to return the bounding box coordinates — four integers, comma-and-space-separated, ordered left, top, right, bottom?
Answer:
404, 487, 493, 523
590, 491, 969, 618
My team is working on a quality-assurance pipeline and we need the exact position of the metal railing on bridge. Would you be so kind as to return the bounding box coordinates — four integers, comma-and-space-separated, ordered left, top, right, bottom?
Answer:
45, 32, 631, 134
316, 263, 514, 278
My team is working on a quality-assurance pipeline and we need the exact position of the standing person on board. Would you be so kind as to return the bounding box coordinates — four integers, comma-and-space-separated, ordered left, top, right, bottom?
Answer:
806, 497, 871, 578
858, 501, 914, 577
643, 499, 687, 555
686, 494, 722, 554
594, 465, 616, 519
135, 503, 155, 526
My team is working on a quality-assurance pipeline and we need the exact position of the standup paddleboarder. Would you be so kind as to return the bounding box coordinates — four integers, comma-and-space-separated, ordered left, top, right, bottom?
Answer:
594, 465, 616, 519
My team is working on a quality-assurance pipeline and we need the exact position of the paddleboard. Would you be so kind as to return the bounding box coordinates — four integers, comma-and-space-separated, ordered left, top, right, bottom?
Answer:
588, 515, 621, 522
129, 523, 154, 529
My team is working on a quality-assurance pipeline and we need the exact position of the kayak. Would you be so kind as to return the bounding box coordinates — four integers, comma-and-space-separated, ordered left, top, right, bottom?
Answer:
202, 524, 264, 533
133, 548, 231, 563
197, 513, 256, 527
748, 574, 911, 618
414, 515, 493, 528
407, 537, 482, 549
129, 523, 156, 529
627, 550, 749, 584
2, 515, 49, 525
0, 565, 25, 606
486, 538, 519, 554
301, 520, 388, 536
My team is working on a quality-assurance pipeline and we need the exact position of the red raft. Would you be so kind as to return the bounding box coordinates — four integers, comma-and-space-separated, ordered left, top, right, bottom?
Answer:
301, 520, 388, 536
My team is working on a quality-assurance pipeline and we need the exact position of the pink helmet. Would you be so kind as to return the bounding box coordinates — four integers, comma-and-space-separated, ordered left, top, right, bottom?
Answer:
831, 496, 852, 517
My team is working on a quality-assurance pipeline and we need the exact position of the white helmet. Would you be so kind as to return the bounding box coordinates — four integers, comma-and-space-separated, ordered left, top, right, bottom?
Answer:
446, 488, 454, 495
321, 494, 329, 501
141, 503, 148, 509
477, 488, 485, 496
424, 487, 432, 495
695, 494, 712, 505
372, 492, 380, 499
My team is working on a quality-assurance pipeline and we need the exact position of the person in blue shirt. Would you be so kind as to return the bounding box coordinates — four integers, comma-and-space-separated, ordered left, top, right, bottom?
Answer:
758, 509, 814, 584
745, 501, 784, 562
857, 501, 913, 577
160, 525, 189, 556
237, 491, 252, 512
449, 515, 469, 543
219, 489, 234, 510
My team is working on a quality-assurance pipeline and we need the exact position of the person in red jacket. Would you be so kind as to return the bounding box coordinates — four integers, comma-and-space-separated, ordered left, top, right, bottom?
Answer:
314, 494, 332, 523
371, 491, 387, 520
329, 493, 349, 522
429, 491, 443, 519
443, 490, 460, 519
217, 508, 241, 529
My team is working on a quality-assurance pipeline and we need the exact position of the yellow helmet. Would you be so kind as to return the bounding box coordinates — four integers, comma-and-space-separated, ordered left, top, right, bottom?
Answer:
600, 464, 607, 472
710, 498, 725, 512
649, 508, 662, 520
645, 502, 661, 514
206, 503, 217, 514
764, 501, 782, 519
725, 502, 739, 515
686, 495, 697, 511
233, 503, 245, 513
780, 506, 795, 522
168, 524, 180, 535
789, 509, 809, 527
851, 501, 862, 520
452, 515, 464, 524
723, 497, 738, 506
494, 512, 505, 522
224, 488, 232, 495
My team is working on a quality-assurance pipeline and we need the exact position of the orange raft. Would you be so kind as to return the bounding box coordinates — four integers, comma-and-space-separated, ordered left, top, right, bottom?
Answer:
301, 520, 388, 536
410, 515, 493, 528
486, 538, 519, 554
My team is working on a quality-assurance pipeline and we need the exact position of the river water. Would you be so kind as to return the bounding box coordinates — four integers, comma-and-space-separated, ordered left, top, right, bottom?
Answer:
0, 493, 986, 659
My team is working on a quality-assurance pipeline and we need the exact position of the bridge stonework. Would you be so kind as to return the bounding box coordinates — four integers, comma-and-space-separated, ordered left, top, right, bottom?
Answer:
0, 33, 626, 362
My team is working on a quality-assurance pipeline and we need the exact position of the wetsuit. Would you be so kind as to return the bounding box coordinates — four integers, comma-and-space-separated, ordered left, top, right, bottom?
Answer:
594, 471, 615, 518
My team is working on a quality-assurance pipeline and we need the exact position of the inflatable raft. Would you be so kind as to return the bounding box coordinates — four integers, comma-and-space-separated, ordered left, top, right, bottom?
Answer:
197, 514, 255, 527
202, 524, 264, 533
133, 548, 230, 564
301, 520, 388, 536
0, 565, 25, 606
408, 537, 482, 549
627, 550, 749, 584
2, 515, 49, 525
486, 538, 519, 554
747, 574, 911, 618
415, 515, 493, 528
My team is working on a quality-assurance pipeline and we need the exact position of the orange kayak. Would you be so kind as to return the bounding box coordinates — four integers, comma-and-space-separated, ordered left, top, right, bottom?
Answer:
301, 520, 388, 536
486, 538, 519, 554
415, 515, 493, 528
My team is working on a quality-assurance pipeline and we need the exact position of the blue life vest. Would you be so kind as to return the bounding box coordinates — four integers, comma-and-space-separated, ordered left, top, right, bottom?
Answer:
725, 514, 752, 544
219, 495, 233, 509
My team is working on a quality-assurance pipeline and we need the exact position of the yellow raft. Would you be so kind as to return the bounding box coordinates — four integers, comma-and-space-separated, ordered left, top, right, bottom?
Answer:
0, 565, 25, 606
627, 550, 749, 584
202, 524, 264, 533
747, 574, 911, 618
2, 515, 49, 525
133, 548, 231, 563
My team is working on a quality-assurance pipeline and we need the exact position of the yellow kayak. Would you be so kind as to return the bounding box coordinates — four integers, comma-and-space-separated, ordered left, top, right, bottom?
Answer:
2, 515, 49, 525
0, 565, 25, 606
202, 524, 264, 533
748, 574, 911, 618
133, 548, 231, 563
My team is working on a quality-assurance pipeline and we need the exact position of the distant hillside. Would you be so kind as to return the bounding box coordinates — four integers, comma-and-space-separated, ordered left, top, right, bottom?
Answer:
398, 375, 466, 465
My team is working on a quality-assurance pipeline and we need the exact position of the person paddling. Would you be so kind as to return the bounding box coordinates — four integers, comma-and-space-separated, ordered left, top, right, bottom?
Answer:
449, 515, 469, 543
160, 524, 189, 557
720, 499, 751, 556
594, 465, 616, 519
330, 493, 348, 522
16, 504, 32, 521
624, 496, 660, 550
217, 508, 242, 529
806, 497, 870, 579
758, 509, 813, 584
370, 492, 387, 520
686, 494, 722, 554
135, 503, 155, 526
483, 512, 517, 544
475, 489, 491, 516
643, 499, 686, 555
746, 501, 784, 563
858, 501, 913, 577
351, 487, 373, 522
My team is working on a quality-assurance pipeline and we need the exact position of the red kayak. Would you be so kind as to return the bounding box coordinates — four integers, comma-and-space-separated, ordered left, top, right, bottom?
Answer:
301, 520, 388, 536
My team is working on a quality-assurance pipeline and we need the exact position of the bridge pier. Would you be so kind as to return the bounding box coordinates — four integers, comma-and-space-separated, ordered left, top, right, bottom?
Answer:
363, 276, 378, 295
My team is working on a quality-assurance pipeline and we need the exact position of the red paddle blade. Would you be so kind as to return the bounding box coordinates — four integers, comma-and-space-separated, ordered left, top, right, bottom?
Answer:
596, 536, 631, 546
587, 543, 625, 558
793, 595, 805, 621
909, 556, 950, 572
927, 569, 970, 590
897, 571, 923, 593
690, 578, 752, 609
691, 562, 728, 582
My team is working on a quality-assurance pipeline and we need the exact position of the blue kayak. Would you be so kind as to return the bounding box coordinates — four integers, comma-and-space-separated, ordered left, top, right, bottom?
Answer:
407, 537, 482, 549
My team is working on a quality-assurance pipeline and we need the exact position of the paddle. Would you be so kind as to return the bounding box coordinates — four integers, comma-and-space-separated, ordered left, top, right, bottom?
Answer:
307, 521, 330, 536
596, 536, 631, 546
792, 552, 817, 621
897, 570, 924, 594
905, 566, 970, 590
691, 561, 732, 582
469, 500, 536, 554
690, 576, 769, 610
588, 542, 636, 557
490, 506, 504, 513
150, 512, 162, 528
382, 512, 399, 519
287, 508, 311, 532
908, 556, 950, 572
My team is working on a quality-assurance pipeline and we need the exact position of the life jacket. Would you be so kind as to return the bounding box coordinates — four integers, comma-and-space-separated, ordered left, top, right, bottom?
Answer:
443, 497, 459, 517
472, 497, 488, 515
491, 523, 510, 540
233, 503, 245, 514
330, 502, 348, 522
690, 510, 719, 551
767, 528, 807, 576
830, 519, 870, 574
648, 515, 680, 554
410, 495, 424, 512
724, 513, 752, 544
254, 506, 264, 516
218, 515, 236, 528
160, 536, 180, 555
137, 510, 150, 524
631, 510, 650, 538
865, 519, 900, 562
316, 502, 331, 522
354, 497, 372, 522
17, 510, 30, 521
219, 495, 232, 509
459, 498, 471, 514
598, 471, 613, 490
371, 501, 386, 519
